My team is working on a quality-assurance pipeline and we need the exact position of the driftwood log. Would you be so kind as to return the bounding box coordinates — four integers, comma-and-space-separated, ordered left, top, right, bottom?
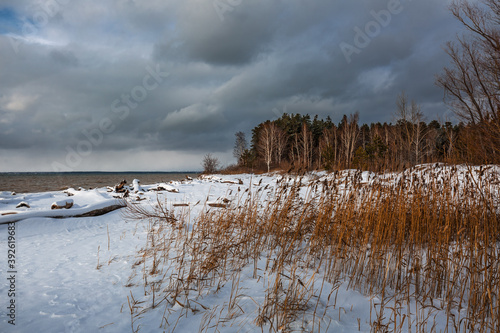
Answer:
151, 186, 179, 193
115, 180, 127, 193
51, 200, 74, 210
65, 204, 126, 218
16, 202, 30, 208
0, 203, 127, 224
221, 179, 244, 185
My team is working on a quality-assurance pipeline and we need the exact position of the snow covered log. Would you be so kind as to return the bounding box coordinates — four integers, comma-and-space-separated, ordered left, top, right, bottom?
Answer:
0, 200, 127, 224
150, 183, 179, 193
51, 199, 74, 210
16, 201, 30, 208
68, 204, 126, 218
132, 179, 143, 193
222, 178, 243, 185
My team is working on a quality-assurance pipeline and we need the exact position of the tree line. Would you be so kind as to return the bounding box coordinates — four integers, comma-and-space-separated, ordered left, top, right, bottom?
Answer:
232, 98, 462, 173
226, 0, 499, 173
230, 109, 493, 173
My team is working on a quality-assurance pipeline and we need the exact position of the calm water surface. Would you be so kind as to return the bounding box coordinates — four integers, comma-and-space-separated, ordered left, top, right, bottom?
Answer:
0, 172, 199, 193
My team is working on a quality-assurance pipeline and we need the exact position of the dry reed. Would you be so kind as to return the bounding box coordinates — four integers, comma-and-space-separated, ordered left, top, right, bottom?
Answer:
124, 164, 500, 332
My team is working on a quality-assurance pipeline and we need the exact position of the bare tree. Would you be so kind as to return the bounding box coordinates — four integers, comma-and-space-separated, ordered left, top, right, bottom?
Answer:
395, 92, 412, 164
436, 0, 500, 161
298, 122, 313, 169
233, 131, 247, 165
340, 113, 360, 168
414, 119, 426, 165
319, 125, 338, 170
274, 126, 287, 167
395, 92, 426, 165
443, 122, 457, 160
202, 154, 220, 174
410, 101, 427, 165
257, 122, 276, 173
291, 133, 299, 167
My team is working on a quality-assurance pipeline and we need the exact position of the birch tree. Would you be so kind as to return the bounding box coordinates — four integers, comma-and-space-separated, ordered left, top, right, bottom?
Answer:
395, 92, 426, 165
274, 126, 287, 167
340, 113, 360, 168
257, 122, 276, 173
299, 122, 313, 169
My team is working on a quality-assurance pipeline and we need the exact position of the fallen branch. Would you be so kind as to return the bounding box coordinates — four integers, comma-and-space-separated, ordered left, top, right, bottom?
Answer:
67, 204, 126, 218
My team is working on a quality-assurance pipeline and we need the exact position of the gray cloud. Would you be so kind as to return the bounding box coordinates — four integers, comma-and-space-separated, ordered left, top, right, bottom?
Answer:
0, 0, 465, 171
49, 49, 78, 66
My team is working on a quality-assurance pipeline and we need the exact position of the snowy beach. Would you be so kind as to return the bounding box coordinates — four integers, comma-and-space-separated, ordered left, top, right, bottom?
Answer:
2, 0, 499, 330
1, 165, 499, 332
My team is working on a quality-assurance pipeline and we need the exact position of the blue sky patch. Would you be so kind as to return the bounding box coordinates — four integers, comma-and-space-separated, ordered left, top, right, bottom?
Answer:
0, 7, 24, 35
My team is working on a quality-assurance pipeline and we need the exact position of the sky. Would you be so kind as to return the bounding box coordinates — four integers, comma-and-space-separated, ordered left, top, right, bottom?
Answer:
0, 0, 464, 172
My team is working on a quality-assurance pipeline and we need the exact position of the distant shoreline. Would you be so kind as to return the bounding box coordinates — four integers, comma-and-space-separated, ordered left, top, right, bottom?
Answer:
0, 172, 200, 193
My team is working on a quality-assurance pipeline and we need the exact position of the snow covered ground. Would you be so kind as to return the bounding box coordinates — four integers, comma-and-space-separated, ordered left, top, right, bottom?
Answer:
0, 165, 498, 332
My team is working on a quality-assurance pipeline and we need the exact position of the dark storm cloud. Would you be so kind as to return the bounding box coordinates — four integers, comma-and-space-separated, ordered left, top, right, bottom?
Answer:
0, 0, 464, 171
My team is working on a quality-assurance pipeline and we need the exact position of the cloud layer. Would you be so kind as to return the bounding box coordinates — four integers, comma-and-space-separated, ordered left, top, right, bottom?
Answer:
0, 0, 462, 171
